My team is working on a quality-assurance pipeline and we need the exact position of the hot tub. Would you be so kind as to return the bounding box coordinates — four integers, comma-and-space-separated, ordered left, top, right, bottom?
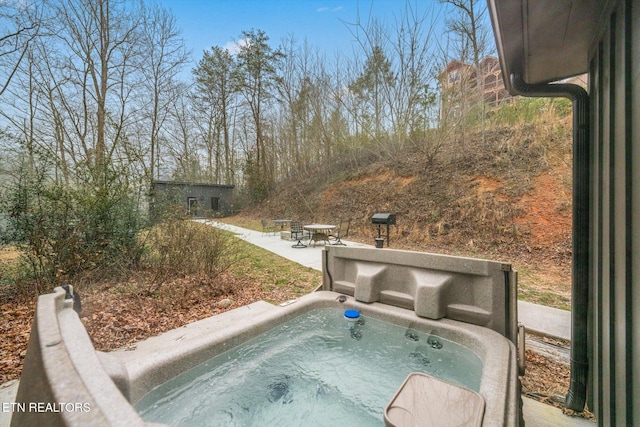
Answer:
12, 247, 522, 426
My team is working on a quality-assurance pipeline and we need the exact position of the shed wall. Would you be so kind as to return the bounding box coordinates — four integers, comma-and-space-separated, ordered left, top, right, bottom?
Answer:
151, 182, 234, 217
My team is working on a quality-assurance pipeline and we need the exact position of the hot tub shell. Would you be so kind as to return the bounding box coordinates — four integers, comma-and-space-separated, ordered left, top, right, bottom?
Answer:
12, 247, 521, 426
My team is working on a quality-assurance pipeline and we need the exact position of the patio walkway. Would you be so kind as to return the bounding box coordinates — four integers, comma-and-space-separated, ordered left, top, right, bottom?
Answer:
199, 220, 371, 271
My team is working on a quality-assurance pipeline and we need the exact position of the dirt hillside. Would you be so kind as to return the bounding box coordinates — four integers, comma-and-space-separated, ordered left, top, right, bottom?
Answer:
245, 117, 573, 309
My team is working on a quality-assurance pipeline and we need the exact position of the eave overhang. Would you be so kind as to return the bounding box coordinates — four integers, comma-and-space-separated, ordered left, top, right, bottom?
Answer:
487, 0, 607, 94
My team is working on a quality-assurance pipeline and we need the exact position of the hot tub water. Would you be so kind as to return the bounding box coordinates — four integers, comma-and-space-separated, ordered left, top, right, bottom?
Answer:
135, 308, 483, 426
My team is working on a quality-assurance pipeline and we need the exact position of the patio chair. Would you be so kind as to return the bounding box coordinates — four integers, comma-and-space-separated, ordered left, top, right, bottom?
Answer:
261, 219, 277, 236
290, 221, 308, 248
329, 218, 351, 246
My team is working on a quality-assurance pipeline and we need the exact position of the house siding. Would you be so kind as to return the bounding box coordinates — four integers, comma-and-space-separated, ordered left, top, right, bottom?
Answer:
438, 57, 513, 122
588, 1, 638, 424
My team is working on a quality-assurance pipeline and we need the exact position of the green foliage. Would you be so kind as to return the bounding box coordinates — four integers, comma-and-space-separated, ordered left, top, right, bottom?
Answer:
488, 97, 572, 127
194, 46, 236, 100
242, 150, 270, 203
140, 217, 242, 295
0, 158, 246, 299
0, 161, 145, 295
349, 45, 395, 140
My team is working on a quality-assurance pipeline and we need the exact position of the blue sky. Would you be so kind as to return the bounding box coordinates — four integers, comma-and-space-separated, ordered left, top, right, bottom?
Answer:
153, 0, 443, 69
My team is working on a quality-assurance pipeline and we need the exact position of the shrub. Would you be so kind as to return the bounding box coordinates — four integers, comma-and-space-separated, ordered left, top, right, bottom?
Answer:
0, 163, 146, 295
140, 217, 241, 295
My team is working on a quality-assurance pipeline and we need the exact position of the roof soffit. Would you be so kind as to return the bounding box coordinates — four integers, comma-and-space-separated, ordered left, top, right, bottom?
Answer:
489, 0, 605, 92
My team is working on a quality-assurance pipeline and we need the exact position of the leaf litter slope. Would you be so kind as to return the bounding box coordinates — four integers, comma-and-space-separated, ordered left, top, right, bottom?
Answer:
252, 121, 573, 309
0, 241, 321, 384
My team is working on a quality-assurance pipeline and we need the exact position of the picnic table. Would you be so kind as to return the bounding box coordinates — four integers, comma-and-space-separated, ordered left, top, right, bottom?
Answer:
303, 224, 336, 247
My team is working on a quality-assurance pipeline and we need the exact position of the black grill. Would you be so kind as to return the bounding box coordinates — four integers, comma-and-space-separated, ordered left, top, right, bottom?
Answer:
371, 213, 396, 225
371, 213, 396, 247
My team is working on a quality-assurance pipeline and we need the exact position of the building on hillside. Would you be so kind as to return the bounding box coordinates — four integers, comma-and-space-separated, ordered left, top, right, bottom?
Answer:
477, 56, 513, 105
437, 56, 512, 121
490, 1, 639, 424
150, 181, 235, 219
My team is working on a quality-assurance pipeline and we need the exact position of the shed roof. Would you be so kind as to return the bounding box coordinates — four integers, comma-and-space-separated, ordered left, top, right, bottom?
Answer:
153, 180, 234, 189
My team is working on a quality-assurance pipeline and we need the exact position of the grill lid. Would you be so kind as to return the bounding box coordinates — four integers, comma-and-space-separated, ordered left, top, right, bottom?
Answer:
371, 213, 396, 224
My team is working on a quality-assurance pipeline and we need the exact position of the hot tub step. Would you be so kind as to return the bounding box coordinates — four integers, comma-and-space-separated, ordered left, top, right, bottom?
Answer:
384, 372, 485, 427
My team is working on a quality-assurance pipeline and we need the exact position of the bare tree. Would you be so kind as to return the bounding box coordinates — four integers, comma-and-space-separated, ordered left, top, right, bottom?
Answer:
0, 0, 45, 98
165, 88, 201, 182
342, 17, 393, 144
50, 0, 141, 182
2, 0, 189, 188
274, 36, 334, 176
139, 4, 189, 183
441, 0, 493, 144
389, 2, 440, 140
341, 3, 441, 162
274, 34, 303, 176
193, 46, 236, 184
441, 0, 491, 67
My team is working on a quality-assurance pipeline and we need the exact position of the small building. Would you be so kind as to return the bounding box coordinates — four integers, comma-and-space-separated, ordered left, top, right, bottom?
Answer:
151, 181, 234, 218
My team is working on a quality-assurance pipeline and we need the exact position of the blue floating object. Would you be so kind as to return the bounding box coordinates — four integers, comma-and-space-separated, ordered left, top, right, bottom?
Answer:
344, 309, 360, 319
